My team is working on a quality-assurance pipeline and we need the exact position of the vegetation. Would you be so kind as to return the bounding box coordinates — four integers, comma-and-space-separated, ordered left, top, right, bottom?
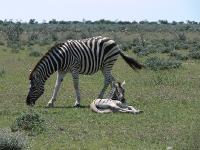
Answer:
0, 129, 27, 150
0, 67, 5, 77
11, 109, 45, 135
189, 48, 200, 59
29, 49, 43, 57
144, 57, 182, 70
0, 19, 200, 149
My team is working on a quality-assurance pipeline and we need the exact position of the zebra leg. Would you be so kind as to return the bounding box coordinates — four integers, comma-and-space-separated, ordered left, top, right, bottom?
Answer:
47, 71, 66, 107
128, 106, 144, 114
72, 69, 81, 107
98, 70, 115, 98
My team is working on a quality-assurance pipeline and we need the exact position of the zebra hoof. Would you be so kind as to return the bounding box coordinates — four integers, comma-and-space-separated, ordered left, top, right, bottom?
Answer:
136, 110, 143, 114
73, 103, 81, 108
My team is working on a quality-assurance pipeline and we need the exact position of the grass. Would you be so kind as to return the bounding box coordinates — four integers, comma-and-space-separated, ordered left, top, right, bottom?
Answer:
0, 129, 27, 150
11, 109, 45, 136
0, 67, 5, 77
0, 44, 200, 150
144, 56, 182, 70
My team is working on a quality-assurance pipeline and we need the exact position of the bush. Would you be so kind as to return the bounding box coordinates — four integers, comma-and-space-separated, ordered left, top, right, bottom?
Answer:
5, 23, 23, 49
29, 50, 43, 57
120, 42, 132, 51
144, 57, 182, 71
137, 47, 152, 56
159, 47, 173, 53
11, 110, 45, 135
38, 38, 51, 46
0, 129, 27, 150
188, 48, 200, 59
170, 51, 189, 60
175, 42, 189, 50
132, 45, 143, 54
133, 45, 157, 56
176, 32, 187, 41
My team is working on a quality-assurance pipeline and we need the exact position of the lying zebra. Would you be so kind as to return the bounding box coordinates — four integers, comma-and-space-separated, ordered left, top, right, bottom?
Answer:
90, 81, 143, 114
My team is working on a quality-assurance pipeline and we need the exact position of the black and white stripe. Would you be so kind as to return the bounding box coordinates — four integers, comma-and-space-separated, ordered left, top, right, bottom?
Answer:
26, 36, 143, 107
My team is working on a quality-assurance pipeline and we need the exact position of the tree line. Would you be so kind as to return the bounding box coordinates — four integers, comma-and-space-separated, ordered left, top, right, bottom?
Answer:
0, 19, 199, 25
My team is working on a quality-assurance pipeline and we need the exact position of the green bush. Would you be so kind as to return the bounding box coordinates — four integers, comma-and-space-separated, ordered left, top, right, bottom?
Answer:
5, 23, 23, 49
159, 47, 173, 53
132, 45, 143, 54
176, 32, 187, 41
175, 42, 189, 50
38, 38, 52, 46
133, 45, 157, 56
120, 42, 132, 51
170, 51, 189, 60
0, 129, 27, 150
11, 110, 45, 135
137, 47, 152, 56
144, 57, 182, 71
29, 50, 42, 57
188, 48, 200, 59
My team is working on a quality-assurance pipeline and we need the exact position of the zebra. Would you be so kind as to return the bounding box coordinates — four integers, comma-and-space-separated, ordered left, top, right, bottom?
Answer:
26, 36, 143, 107
90, 81, 143, 114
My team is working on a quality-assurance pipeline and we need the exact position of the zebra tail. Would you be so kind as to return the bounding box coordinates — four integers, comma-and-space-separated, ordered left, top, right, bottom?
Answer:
90, 101, 112, 114
119, 51, 144, 70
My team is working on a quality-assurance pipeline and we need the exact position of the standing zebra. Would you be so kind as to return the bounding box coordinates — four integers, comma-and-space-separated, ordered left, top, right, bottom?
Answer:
26, 36, 143, 107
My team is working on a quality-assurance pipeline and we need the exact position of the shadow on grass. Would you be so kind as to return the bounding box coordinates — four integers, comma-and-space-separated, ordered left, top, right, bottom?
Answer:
43, 105, 90, 109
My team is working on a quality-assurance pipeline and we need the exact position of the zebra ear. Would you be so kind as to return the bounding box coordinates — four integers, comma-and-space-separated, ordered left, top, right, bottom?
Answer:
121, 80, 125, 88
28, 70, 32, 80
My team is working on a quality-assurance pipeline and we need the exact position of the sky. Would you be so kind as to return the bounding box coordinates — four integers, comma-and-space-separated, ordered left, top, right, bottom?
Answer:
0, 0, 199, 22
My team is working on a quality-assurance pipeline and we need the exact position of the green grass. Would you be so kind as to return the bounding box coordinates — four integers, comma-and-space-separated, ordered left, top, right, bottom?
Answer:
0, 45, 200, 150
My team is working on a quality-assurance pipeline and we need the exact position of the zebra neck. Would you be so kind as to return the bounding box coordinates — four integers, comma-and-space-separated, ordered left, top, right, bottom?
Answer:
34, 57, 58, 83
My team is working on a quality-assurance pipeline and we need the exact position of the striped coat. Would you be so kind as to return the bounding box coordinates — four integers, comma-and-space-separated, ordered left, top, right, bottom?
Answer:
26, 36, 143, 107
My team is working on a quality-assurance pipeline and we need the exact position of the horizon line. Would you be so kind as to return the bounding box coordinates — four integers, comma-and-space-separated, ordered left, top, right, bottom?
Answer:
1, 18, 200, 24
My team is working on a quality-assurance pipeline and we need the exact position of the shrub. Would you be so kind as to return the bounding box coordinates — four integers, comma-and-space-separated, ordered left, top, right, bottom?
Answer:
176, 32, 187, 41
38, 38, 51, 46
170, 51, 189, 60
0, 129, 27, 150
11, 110, 45, 135
160, 47, 173, 53
175, 42, 189, 50
120, 42, 132, 51
133, 45, 157, 56
132, 45, 143, 54
5, 23, 23, 49
132, 38, 140, 46
144, 57, 182, 71
137, 47, 152, 56
188, 48, 200, 59
29, 50, 42, 57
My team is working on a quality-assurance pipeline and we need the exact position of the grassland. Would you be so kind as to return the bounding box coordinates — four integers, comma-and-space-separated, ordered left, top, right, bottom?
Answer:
0, 44, 200, 150
0, 21, 200, 149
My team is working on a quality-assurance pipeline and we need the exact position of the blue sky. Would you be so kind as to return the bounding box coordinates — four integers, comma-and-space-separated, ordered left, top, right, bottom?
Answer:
1, 0, 199, 22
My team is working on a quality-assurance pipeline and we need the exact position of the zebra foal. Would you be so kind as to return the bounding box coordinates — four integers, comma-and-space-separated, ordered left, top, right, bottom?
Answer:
90, 81, 143, 114
26, 36, 143, 107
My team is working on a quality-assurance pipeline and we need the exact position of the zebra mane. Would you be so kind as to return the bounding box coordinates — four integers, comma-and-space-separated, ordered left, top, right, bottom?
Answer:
29, 43, 64, 80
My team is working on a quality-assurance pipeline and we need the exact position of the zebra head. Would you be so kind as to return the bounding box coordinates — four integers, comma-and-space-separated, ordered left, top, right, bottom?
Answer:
26, 72, 44, 106
110, 81, 126, 103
